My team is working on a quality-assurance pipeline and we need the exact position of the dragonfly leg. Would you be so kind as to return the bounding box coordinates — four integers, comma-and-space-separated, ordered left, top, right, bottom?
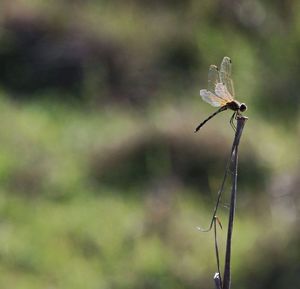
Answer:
229, 112, 236, 131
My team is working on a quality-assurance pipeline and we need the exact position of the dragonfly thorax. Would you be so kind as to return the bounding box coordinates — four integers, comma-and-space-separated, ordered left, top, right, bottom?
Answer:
227, 101, 247, 112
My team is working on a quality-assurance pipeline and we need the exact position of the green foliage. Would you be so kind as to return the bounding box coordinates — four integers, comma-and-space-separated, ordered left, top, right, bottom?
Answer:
0, 1, 299, 288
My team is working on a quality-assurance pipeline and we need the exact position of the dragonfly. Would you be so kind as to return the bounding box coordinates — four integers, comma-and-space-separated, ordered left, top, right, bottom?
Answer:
195, 56, 247, 132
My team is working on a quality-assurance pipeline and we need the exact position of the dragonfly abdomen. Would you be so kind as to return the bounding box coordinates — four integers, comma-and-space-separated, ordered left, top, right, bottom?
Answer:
194, 106, 228, 132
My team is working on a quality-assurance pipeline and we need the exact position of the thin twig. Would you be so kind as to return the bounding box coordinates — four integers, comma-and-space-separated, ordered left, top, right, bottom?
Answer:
197, 142, 236, 232
222, 115, 247, 289
214, 217, 223, 288
214, 273, 222, 289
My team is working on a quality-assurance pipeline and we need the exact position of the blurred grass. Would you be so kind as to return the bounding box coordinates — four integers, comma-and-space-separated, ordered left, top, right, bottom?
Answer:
0, 90, 297, 288
0, 0, 299, 288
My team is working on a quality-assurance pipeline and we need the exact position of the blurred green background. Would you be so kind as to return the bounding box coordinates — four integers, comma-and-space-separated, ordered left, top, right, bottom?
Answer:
0, 0, 299, 288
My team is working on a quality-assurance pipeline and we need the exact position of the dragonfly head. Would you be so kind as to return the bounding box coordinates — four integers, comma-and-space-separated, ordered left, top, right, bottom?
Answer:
239, 103, 247, 112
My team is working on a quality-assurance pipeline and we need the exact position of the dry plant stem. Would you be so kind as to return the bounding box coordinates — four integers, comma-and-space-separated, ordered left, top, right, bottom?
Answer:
222, 116, 247, 289
198, 113, 243, 233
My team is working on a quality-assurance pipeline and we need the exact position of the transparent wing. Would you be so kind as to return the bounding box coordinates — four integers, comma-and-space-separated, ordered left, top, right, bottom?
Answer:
207, 65, 220, 93
200, 89, 227, 107
215, 83, 234, 102
220, 56, 235, 98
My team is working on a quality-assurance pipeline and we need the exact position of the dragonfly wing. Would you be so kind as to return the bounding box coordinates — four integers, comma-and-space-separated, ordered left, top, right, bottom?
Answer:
215, 83, 234, 102
207, 65, 220, 93
200, 89, 227, 107
220, 56, 235, 98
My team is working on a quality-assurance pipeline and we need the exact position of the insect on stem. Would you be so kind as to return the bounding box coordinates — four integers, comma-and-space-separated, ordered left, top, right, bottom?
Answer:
195, 56, 247, 131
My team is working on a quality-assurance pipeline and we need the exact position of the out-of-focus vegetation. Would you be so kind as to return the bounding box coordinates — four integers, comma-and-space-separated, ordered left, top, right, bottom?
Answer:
0, 0, 299, 288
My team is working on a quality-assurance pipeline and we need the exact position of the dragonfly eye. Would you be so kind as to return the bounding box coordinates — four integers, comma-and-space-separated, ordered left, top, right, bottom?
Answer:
239, 103, 247, 112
